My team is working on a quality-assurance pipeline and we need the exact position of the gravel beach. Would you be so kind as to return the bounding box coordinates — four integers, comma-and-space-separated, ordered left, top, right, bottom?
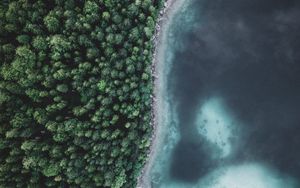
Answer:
137, 0, 186, 187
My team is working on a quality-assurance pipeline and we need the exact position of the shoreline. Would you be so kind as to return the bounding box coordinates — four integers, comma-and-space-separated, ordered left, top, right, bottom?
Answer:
137, 0, 186, 187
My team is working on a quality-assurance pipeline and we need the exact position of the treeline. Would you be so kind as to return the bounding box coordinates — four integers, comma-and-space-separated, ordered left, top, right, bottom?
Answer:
0, 0, 162, 187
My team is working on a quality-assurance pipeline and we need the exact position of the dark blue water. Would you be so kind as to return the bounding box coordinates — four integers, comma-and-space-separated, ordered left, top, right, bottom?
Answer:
150, 0, 300, 187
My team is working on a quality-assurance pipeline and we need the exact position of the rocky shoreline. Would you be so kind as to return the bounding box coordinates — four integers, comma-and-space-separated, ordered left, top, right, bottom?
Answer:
137, 0, 185, 187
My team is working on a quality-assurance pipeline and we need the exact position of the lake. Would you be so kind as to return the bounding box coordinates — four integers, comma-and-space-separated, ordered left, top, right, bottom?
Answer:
149, 0, 300, 187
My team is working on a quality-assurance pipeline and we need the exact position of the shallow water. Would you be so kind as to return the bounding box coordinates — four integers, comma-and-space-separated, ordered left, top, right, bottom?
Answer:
149, 0, 300, 187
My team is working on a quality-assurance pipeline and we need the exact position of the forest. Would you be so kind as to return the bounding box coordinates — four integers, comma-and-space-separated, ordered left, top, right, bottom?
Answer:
0, 0, 162, 187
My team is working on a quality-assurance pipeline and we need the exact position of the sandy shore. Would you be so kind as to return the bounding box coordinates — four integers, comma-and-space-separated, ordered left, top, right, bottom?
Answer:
137, 0, 186, 187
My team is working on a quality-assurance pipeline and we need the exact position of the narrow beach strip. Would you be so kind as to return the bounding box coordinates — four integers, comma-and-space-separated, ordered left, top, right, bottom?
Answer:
137, 0, 187, 187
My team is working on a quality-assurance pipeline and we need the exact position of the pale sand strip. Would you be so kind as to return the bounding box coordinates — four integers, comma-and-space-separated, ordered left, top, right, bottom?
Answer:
137, 0, 186, 187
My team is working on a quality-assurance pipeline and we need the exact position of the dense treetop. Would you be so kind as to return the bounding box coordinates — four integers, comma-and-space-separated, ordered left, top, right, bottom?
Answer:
0, 0, 162, 187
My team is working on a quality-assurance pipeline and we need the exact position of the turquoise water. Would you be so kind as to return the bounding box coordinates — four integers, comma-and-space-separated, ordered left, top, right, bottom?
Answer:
149, 0, 300, 187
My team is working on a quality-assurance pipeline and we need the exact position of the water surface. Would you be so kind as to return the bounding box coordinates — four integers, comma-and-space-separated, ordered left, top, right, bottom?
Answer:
150, 0, 300, 187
